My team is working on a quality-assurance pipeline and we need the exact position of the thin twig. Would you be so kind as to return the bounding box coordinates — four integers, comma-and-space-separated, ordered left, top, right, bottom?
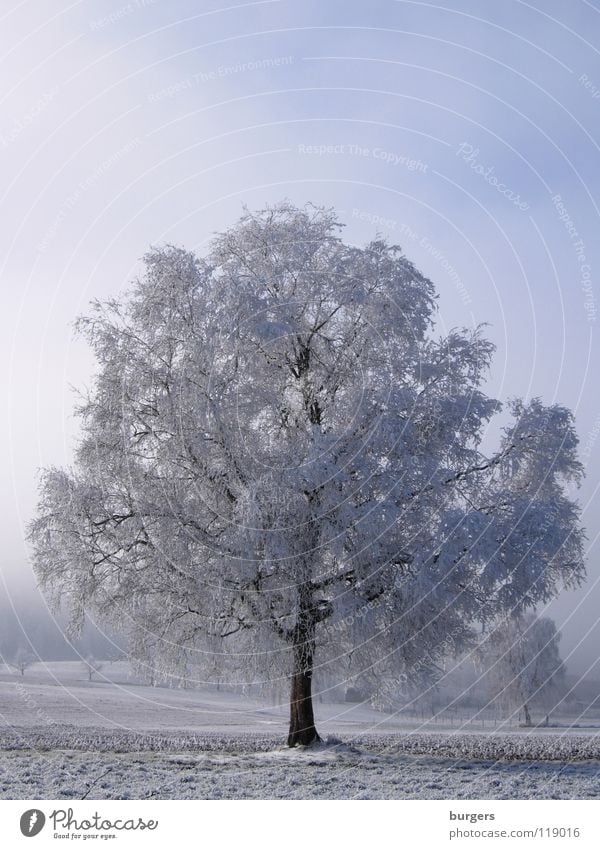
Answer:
81, 767, 113, 800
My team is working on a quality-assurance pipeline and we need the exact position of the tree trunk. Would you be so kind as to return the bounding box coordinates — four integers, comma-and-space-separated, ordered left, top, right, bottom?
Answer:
286, 531, 323, 747
287, 668, 320, 747
523, 703, 532, 726
287, 638, 321, 747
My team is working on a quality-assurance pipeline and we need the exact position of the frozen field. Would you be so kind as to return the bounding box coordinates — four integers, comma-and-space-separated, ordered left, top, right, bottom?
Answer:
3, 740, 600, 800
1, 663, 600, 799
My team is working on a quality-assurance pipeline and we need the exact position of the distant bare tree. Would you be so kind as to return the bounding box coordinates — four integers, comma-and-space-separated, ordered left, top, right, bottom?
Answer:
9, 649, 36, 676
82, 655, 104, 682
483, 615, 565, 726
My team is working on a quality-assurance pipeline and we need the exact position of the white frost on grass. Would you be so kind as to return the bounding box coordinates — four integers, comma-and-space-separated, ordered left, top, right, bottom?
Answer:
1, 746, 600, 801
2, 663, 600, 800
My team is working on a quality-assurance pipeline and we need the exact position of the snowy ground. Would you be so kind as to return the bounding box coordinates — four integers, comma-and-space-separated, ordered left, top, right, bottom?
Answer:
3, 743, 600, 800
1, 663, 600, 799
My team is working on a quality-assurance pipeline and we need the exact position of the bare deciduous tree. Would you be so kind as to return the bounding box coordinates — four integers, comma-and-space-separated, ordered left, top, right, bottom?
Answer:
29, 203, 585, 746
82, 654, 104, 682
10, 649, 36, 677
483, 615, 565, 726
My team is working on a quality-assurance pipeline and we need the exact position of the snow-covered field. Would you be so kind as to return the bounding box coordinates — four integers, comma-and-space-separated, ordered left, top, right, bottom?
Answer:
1, 662, 599, 799
4, 742, 600, 800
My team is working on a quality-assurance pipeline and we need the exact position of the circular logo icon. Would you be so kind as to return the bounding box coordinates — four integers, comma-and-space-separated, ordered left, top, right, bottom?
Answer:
19, 810, 45, 837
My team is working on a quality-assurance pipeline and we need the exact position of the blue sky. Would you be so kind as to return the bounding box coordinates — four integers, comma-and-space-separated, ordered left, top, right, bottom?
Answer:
1, 0, 599, 673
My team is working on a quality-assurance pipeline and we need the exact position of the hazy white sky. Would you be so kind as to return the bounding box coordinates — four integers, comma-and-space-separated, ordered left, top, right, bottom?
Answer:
1, 0, 599, 673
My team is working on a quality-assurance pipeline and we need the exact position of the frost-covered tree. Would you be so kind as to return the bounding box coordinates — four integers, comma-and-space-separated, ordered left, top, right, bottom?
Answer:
483, 614, 565, 725
29, 203, 585, 746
